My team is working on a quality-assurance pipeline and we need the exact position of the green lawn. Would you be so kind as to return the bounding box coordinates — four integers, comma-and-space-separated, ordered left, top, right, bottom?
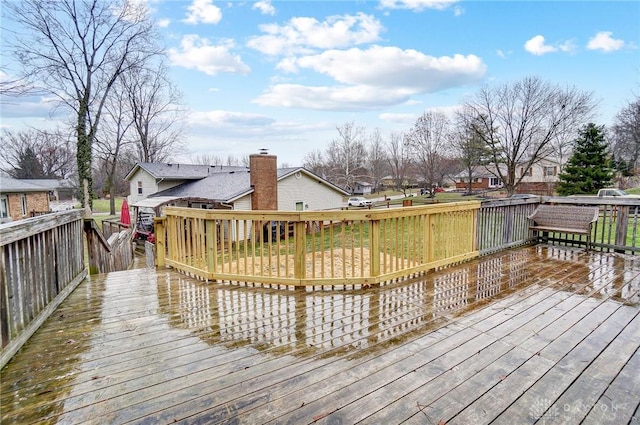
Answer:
89, 198, 126, 228
91, 198, 125, 213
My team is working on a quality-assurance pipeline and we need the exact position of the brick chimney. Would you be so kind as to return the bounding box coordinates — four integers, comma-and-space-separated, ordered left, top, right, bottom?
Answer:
250, 150, 278, 210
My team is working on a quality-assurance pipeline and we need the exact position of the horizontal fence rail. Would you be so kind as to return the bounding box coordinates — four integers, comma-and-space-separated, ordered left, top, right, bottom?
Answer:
156, 202, 481, 288
0, 210, 87, 368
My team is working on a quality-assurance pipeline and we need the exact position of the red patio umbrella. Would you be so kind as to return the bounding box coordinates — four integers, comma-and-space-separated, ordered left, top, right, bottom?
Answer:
120, 198, 131, 226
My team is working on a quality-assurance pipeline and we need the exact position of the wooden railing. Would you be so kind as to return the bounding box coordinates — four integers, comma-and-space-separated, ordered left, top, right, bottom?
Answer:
477, 196, 640, 255
0, 210, 87, 368
101, 218, 130, 239
477, 197, 540, 255
156, 201, 481, 288
539, 197, 640, 254
84, 220, 134, 274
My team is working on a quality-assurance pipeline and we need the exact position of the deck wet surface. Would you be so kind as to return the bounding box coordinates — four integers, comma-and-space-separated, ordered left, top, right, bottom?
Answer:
1, 245, 639, 424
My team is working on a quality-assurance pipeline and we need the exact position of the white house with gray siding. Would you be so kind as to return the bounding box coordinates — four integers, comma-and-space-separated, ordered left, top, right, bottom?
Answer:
125, 161, 349, 212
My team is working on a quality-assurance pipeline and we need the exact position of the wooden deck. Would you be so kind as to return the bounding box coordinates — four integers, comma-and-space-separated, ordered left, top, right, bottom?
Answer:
1, 245, 639, 425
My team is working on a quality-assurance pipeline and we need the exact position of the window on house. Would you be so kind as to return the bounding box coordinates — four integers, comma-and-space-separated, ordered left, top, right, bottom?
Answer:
544, 166, 557, 176
490, 177, 500, 187
20, 194, 27, 216
137, 181, 143, 195
0, 195, 8, 218
521, 167, 533, 177
295, 202, 304, 211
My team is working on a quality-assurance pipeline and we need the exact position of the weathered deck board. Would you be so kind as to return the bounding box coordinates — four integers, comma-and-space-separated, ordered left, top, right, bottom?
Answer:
1, 246, 639, 425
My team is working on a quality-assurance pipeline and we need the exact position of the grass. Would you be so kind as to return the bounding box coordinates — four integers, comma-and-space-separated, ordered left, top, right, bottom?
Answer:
91, 198, 124, 213
625, 186, 640, 195
90, 198, 126, 229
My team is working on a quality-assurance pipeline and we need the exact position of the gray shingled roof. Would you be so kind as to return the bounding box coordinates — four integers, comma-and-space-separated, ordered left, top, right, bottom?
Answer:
19, 179, 75, 190
133, 163, 248, 180
0, 177, 51, 193
148, 166, 349, 202
150, 169, 253, 202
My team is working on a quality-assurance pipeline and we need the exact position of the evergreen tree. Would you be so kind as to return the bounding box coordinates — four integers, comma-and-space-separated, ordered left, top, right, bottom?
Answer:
556, 123, 613, 196
15, 146, 46, 179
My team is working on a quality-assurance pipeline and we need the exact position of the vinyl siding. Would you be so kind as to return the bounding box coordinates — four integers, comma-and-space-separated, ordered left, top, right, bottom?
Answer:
128, 170, 159, 205
278, 172, 345, 211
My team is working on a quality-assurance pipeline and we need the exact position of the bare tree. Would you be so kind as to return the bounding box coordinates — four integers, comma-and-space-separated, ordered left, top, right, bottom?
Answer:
325, 122, 368, 193
460, 76, 595, 196
368, 128, 389, 193
122, 62, 186, 163
386, 132, 411, 195
0, 128, 76, 180
303, 149, 328, 177
611, 96, 640, 174
6, 0, 160, 211
452, 112, 492, 194
405, 111, 452, 196
0, 68, 40, 97
94, 77, 135, 215
190, 154, 226, 166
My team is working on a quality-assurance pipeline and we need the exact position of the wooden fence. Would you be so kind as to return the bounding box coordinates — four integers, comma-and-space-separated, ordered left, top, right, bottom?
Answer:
84, 220, 135, 275
476, 196, 640, 255
0, 210, 87, 368
538, 197, 640, 254
477, 197, 540, 255
156, 201, 481, 288
101, 218, 130, 239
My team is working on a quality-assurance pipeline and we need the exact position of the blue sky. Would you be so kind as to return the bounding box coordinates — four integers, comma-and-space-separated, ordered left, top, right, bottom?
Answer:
1, 0, 639, 166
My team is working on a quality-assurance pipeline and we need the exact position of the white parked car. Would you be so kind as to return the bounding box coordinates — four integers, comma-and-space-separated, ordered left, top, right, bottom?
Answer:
348, 197, 372, 207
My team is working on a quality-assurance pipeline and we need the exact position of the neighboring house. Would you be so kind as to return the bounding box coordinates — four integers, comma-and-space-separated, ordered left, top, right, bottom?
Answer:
125, 153, 350, 213
0, 177, 51, 223
353, 182, 372, 195
25, 179, 76, 201
517, 157, 563, 195
124, 162, 248, 206
454, 166, 504, 191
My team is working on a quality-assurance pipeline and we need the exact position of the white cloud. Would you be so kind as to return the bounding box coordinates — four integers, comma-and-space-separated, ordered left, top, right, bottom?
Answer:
587, 31, 625, 52
157, 18, 170, 27
255, 46, 485, 111
379, 0, 459, 11
183, 0, 222, 25
558, 40, 576, 53
190, 110, 275, 127
253, 84, 412, 111
0, 94, 60, 118
279, 46, 486, 91
524, 35, 557, 56
247, 13, 384, 56
379, 113, 417, 124
496, 49, 506, 58
453, 6, 464, 16
168, 35, 250, 75
253, 0, 275, 15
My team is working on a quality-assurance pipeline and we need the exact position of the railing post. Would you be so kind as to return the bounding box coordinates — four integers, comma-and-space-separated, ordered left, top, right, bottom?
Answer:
294, 221, 306, 284
154, 217, 166, 267
370, 219, 380, 279
426, 213, 435, 263
206, 219, 215, 275
614, 206, 629, 253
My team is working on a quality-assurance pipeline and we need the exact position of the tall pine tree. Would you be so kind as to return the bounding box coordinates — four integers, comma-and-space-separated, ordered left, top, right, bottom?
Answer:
556, 123, 613, 196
